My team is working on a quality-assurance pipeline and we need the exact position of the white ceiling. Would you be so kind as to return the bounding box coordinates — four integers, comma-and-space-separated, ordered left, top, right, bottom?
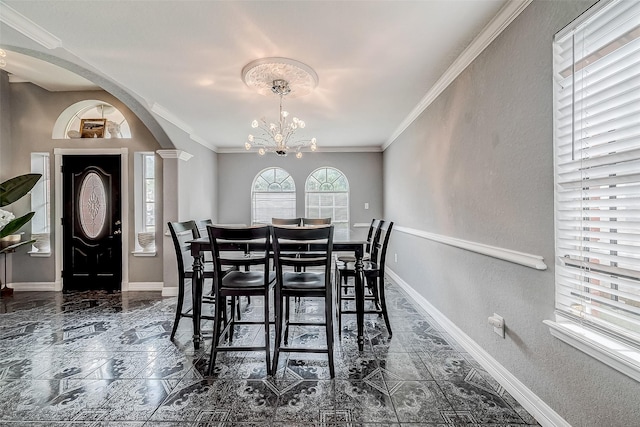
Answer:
0, 0, 517, 152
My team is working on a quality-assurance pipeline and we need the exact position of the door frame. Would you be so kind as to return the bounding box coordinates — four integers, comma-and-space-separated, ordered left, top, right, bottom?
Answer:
53, 148, 129, 292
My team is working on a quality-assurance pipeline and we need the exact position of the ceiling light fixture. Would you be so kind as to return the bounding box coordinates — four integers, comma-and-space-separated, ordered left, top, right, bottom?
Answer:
242, 58, 318, 158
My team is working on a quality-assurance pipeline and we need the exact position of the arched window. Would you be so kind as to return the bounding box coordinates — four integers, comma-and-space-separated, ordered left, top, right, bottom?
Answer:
252, 167, 296, 224
52, 100, 131, 139
305, 167, 349, 240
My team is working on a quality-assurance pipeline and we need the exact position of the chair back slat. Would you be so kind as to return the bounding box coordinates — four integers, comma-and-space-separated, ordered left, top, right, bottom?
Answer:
207, 225, 271, 277
168, 220, 201, 274
272, 217, 301, 226
301, 217, 331, 226
271, 225, 334, 273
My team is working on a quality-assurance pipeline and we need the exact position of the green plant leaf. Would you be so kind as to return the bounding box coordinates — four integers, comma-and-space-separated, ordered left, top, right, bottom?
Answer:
0, 212, 35, 238
0, 239, 35, 255
0, 174, 42, 207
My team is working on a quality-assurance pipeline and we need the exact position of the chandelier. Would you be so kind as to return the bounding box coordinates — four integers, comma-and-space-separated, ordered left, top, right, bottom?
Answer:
242, 58, 318, 158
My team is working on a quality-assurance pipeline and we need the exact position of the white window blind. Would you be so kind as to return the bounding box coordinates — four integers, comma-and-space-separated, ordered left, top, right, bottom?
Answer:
251, 167, 296, 224
305, 167, 350, 240
553, 0, 640, 347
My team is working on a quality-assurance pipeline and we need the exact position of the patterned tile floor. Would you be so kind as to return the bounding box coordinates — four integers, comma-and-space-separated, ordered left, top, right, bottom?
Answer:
0, 280, 539, 426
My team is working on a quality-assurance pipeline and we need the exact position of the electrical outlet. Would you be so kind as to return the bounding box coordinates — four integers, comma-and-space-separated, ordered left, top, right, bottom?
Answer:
364, 202, 369, 210
394, 253, 398, 263
488, 313, 504, 338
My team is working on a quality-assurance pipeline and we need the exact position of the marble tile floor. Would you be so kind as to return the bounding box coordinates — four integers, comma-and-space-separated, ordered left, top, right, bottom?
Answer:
0, 280, 540, 426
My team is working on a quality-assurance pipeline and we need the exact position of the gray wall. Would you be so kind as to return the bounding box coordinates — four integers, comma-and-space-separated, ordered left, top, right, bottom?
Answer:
0, 71, 11, 180
383, 1, 637, 426
4, 82, 164, 284
217, 151, 382, 239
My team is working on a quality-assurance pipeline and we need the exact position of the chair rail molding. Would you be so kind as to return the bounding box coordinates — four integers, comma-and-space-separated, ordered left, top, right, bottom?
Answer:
394, 225, 547, 270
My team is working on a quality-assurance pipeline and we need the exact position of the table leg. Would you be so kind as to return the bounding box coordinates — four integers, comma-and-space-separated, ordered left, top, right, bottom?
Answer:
192, 254, 204, 350
354, 251, 365, 351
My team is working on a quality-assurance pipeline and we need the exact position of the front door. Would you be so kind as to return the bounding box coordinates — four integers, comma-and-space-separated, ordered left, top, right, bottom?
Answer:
62, 155, 122, 291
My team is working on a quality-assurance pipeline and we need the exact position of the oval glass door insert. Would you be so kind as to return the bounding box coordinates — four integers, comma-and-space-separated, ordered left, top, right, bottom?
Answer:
79, 172, 107, 239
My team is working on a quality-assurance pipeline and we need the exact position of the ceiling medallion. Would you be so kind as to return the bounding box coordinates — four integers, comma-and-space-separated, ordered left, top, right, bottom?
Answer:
242, 58, 318, 158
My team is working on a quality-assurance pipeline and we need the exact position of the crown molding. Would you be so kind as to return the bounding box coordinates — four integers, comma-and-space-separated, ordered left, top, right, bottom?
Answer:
0, 2, 62, 49
151, 102, 193, 133
156, 149, 193, 161
216, 145, 383, 154
383, 0, 533, 150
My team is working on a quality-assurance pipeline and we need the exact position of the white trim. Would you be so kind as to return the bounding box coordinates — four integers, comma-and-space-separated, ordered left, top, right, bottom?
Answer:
544, 319, 640, 383
353, 222, 370, 228
162, 286, 178, 297
127, 282, 164, 292
7, 282, 57, 292
151, 103, 193, 133
28, 251, 51, 257
0, 2, 62, 49
156, 149, 193, 161
217, 145, 383, 154
386, 268, 569, 427
132, 251, 156, 257
189, 134, 217, 151
53, 148, 129, 292
395, 225, 547, 270
383, 0, 533, 150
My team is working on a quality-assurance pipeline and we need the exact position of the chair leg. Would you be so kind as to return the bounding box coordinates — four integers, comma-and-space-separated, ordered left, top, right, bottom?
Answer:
263, 291, 271, 374
284, 296, 291, 345
208, 295, 225, 376
325, 292, 335, 378
336, 276, 343, 336
378, 277, 393, 337
170, 278, 185, 340
271, 292, 283, 376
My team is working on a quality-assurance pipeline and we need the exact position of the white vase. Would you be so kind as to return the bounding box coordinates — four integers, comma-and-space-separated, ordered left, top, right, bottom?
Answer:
137, 231, 155, 252
31, 232, 51, 252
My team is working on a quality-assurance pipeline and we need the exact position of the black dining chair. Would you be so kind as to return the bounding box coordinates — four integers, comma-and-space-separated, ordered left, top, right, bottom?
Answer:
271, 224, 335, 377
301, 217, 331, 226
206, 224, 275, 376
272, 217, 301, 226
336, 218, 380, 269
336, 221, 394, 338
167, 220, 216, 340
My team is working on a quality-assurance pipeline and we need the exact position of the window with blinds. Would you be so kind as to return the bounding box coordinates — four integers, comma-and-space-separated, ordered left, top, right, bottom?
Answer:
305, 167, 350, 240
553, 0, 640, 350
251, 167, 296, 225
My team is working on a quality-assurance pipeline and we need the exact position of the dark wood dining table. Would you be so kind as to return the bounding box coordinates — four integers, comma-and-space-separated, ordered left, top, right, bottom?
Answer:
186, 236, 368, 351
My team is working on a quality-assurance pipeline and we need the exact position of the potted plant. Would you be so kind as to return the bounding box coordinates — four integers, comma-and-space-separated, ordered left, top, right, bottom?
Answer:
0, 173, 41, 296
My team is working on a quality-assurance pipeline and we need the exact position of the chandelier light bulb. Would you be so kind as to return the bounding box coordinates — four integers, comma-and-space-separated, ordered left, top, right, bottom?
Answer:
0, 49, 5, 57
241, 71, 318, 159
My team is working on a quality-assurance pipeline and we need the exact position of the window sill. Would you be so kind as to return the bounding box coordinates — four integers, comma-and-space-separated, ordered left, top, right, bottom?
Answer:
28, 251, 51, 257
132, 251, 156, 257
544, 318, 640, 383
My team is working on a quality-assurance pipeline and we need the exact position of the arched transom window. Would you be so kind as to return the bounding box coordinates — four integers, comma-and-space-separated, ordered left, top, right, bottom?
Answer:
305, 167, 349, 240
251, 167, 296, 224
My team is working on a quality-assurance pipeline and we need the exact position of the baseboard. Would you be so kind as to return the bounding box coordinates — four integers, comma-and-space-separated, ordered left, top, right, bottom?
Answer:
127, 282, 164, 292
7, 282, 57, 291
162, 286, 178, 297
386, 268, 570, 427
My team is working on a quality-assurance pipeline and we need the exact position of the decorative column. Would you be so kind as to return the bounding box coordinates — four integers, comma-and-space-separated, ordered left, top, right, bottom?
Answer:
157, 149, 193, 296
